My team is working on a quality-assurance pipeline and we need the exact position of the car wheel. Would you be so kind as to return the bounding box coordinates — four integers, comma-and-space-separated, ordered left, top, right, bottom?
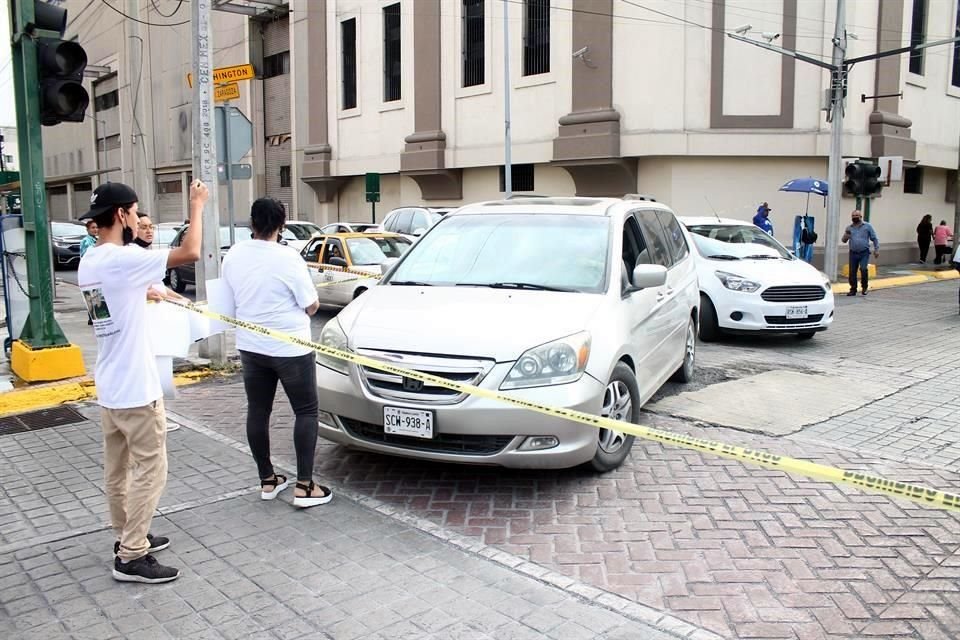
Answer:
590, 362, 638, 473
699, 294, 720, 342
670, 316, 697, 383
353, 287, 367, 300
168, 269, 186, 293
797, 331, 816, 340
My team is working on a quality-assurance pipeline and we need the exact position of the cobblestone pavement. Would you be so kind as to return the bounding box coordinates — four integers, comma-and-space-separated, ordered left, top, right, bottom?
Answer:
0, 413, 685, 640
165, 281, 960, 639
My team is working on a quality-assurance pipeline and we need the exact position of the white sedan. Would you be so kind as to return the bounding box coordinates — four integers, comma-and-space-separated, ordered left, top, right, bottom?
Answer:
679, 216, 834, 341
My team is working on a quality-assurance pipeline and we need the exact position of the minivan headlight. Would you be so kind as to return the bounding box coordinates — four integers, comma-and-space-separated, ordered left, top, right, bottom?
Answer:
316, 320, 350, 375
715, 271, 761, 293
501, 332, 591, 390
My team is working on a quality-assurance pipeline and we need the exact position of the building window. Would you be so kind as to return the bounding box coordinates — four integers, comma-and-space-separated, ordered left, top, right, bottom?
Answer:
156, 179, 182, 195
904, 166, 924, 194
383, 3, 402, 102
280, 165, 292, 188
263, 51, 290, 79
94, 90, 119, 112
498, 164, 535, 192
523, 0, 550, 76
463, 0, 485, 87
341, 18, 357, 110
909, 0, 927, 75
953, 1, 960, 88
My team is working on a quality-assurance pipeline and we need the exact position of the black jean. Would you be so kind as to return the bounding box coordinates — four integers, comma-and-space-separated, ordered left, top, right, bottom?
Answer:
848, 251, 870, 293
918, 237, 930, 262
935, 245, 950, 265
239, 350, 319, 482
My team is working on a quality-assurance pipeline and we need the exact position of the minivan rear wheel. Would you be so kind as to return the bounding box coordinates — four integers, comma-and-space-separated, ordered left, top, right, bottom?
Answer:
590, 362, 638, 472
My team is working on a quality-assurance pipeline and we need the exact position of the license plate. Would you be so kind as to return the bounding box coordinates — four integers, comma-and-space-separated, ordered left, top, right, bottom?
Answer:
384, 407, 434, 439
786, 305, 808, 319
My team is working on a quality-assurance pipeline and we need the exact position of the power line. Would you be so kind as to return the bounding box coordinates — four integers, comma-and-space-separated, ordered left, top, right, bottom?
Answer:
99, 0, 189, 27
149, 0, 184, 19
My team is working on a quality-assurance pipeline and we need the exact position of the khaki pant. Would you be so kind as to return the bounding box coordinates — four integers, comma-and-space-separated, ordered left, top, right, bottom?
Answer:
101, 399, 168, 563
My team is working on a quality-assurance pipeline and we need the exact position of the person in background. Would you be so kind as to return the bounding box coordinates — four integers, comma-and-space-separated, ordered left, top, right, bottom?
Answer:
222, 198, 332, 509
842, 209, 880, 296
753, 202, 774, 235
80, 220, 98, 257
916, 214, 933, 264
933, 220, 954, 265
135, 213, 155, 249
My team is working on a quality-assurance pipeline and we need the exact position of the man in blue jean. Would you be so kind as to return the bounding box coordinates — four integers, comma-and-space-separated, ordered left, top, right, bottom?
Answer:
842, 209, 880, 296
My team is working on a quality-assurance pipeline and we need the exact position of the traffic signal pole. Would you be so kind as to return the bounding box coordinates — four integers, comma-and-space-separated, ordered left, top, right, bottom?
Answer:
7, 0, 85, 381
823, 0, 847, 283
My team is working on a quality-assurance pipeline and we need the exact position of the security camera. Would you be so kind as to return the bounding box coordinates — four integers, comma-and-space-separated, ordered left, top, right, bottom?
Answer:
732, 24, 752, 35
761, 32, 781, 42
572, 46, 589, 58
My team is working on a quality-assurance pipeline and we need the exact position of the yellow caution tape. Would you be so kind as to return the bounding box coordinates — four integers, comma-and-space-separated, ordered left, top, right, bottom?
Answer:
305, 261, 384, 280
315, 276, 369, 289
167, 299, 960, 513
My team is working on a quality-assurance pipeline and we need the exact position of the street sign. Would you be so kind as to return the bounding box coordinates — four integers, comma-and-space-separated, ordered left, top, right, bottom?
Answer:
878, 155, 903, 184
187, 63, 256, 88
217, 163, 252, 184
214, 82, 240, 103
214, 106, 253, 165
365, 172, 381, 203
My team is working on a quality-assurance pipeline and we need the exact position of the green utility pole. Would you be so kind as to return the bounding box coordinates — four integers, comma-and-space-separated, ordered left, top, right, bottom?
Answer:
9, 0, 68, 347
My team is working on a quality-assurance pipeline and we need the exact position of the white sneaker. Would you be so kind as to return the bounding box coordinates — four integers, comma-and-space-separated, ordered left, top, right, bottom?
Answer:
166, 422, 180, 432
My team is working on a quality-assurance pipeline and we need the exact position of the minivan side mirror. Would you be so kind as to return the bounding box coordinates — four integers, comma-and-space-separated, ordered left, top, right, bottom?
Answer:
631, 264, 668, 289
412, 228, 426, 236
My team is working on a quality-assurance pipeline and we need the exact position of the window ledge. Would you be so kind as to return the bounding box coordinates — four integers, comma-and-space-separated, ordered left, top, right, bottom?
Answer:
338, 107, 362, 120
905, 73, 927, 89
947, 84, 960, 99
515, 72, 555, 89
456, 83, 493, 99
379, 101, 406, 113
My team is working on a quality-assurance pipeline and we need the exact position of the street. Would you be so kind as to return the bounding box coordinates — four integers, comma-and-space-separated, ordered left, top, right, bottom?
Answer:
1, 278, 957, 639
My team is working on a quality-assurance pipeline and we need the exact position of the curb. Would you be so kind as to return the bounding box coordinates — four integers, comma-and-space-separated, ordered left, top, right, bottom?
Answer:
0, 367, 232, 416
830, 268, 958, 294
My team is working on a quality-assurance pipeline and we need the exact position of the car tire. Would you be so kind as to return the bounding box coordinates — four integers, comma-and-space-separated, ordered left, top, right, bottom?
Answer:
797, 331, 816, 340
699, 294, 720, 342
590, 362, 639, 473
168, 269, 186, 293
670, 316, 697, 383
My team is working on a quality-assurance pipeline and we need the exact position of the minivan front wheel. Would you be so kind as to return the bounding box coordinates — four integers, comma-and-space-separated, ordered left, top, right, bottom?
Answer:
670, 316, 696, 383
168, 269, 186, 293
590, 362, 638, 472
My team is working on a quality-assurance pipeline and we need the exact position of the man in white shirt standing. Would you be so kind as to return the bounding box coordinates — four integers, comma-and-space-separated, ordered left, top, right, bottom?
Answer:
78, 179, 208, 584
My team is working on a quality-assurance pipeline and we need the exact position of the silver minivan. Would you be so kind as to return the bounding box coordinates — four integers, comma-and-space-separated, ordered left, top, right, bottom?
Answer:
315, 197, 699, 471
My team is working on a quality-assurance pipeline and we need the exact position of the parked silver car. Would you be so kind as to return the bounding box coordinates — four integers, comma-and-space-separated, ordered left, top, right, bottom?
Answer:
314, 197, 699, 471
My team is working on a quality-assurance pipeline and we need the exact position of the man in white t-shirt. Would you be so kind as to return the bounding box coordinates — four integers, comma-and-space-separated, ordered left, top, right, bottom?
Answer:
78, 179, 208, 584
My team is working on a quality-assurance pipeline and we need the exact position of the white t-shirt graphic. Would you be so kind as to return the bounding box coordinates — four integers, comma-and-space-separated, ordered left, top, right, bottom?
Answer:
222, 239, 319, 357
78, 243, 170, 409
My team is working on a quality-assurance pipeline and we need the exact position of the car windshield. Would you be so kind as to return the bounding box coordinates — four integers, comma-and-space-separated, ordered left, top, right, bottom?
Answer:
385, 214, 609, 293
219, 226, 251, 246
687, 224, 793, 260
156, 228, 179, 244
52, 223, 85, 237
346, 236, 412, 264
283, 223, 321, 240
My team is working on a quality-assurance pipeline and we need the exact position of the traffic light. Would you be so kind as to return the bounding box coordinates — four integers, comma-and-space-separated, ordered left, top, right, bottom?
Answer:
34, 2, 89, 126
862, 163, 882, 197
844, 162, 865, 196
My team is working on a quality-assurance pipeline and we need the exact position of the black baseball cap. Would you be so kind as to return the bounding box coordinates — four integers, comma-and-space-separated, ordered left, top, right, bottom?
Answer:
79, 182, 139, 220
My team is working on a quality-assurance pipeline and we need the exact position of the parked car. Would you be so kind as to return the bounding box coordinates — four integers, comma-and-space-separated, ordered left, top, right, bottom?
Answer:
154, 222, 182, 251
165, 223, 252, 292
300, 232, 412, 306
320, 222, 380, 235
679, 216, 835, 341
51, 221, 87, 270
280, 220, 324, 251
380, 206, 453, 240
314, 197, 699, 471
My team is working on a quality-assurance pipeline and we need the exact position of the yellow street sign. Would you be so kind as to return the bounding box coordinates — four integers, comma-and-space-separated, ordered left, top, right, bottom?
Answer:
214, 82, 241, 103
186, 63, 256, 88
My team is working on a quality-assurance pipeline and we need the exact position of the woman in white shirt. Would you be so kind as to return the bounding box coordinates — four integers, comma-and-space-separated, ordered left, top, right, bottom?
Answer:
222, 198, 331, 508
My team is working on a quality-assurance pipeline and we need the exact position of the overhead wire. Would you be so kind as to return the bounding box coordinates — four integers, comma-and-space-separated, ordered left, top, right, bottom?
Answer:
149, 0, 184, 19
99, 0, 189, 27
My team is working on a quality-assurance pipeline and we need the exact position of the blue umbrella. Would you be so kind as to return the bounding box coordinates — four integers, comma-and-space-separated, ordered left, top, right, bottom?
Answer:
779, 177, 828, 215
779, 177, 828, 196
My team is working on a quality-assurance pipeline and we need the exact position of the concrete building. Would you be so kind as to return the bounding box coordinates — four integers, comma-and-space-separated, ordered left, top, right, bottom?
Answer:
41, 0, 960, 265
0, 127, 17, 173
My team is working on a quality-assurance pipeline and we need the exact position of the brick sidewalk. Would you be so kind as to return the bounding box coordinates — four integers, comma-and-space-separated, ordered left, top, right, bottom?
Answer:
0, 410, 687, 640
